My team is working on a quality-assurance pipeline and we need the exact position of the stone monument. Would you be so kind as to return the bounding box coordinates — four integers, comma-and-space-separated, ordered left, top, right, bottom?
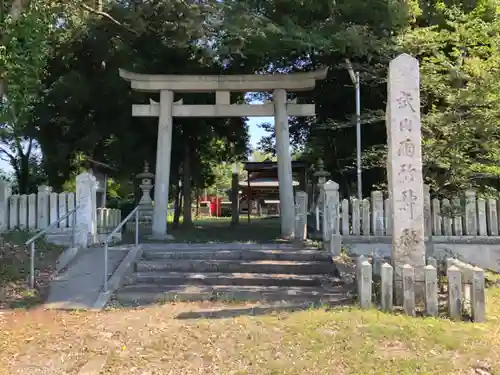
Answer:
386, 53, 426, 301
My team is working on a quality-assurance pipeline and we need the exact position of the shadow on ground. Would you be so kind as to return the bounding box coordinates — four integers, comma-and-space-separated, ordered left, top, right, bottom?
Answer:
120, 216, 287, 244
0, 231, 64, 310
169, 217, 283, 243
174, 301, 355, 320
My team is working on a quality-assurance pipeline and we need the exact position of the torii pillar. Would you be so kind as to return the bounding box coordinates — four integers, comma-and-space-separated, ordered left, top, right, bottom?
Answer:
152, 90, 174, 238
119, 68, 328, 239
274, 89, 294, 238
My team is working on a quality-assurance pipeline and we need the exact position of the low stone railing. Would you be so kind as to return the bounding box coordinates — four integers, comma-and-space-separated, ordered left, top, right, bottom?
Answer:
96, 208, 121, 234
5, 186, 76, 231
356, 256, 486, 322
321, 181, 500, 239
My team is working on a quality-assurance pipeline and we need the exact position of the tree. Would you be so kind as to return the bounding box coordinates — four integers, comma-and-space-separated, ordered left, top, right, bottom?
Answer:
0, 1, 59, 192
218, 0, 415, 197
237, 0, 500, 199
410, 2, 500, 195
250, 148, 275, 162
0, 0, 124, 192
33, 0, 251, 209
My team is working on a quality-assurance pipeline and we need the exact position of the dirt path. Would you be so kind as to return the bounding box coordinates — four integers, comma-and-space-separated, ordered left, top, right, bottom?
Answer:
0, 296, 498, 375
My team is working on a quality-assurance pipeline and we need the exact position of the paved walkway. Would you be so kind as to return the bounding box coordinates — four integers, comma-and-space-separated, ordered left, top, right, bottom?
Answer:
44, 246, 131, 309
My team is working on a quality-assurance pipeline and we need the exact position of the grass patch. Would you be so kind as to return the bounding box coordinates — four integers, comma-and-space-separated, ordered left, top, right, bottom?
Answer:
135, 216, 284, 244
1, 286, 499, 374
0, 230, 64, 309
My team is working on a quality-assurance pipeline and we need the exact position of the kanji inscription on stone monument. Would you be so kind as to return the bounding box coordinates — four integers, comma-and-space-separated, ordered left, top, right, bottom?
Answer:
399, 118, 413, 132
398, 164, 417, 183
386, 53, 426, 291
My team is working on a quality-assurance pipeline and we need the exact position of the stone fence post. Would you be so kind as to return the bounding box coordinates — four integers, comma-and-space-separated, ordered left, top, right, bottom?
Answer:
76, 172, 97, 248
465, 190, 477, 235
37, 185, 52, 230
424, 184, 431, 236
295, 191, 308, 240
322, 180, 339, 243
0, 180, 10, 231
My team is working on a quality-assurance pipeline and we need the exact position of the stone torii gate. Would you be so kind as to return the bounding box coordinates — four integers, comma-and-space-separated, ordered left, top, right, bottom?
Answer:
120, 68, 328, 239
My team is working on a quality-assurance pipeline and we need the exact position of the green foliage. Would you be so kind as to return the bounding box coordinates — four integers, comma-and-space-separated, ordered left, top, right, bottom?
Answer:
0, 2, 54, 122
4, 0, 500, 201
0, 1, 64, 192
401, 2, 500, 195
250, 149, 276, 162
34, 1, 250, 196
253, 0, 500, 197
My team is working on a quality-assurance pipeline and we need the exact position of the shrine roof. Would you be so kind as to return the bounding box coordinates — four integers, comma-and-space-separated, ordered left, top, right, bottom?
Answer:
239, 178, 300, 188
84, 157, 117, 172
243, 160, 307, 173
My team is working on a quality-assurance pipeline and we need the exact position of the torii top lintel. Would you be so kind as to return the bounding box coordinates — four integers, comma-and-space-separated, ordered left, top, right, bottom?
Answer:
118, 68, 328, 93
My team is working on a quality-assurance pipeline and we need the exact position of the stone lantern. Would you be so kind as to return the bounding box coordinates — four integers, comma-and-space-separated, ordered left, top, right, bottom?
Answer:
313, 159, 330, 207
314, 159, 330, 187
136, 161, 154, 224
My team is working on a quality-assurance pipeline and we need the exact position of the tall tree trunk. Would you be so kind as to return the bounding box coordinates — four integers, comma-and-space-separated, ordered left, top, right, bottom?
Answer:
17, 154, 30, 194
182, 144, 193, 227
7, 141, 32, 194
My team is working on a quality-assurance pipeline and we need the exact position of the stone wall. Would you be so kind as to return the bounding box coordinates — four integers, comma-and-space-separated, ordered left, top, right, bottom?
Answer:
340, 235, 500, 273
96, 208, 122, 234
315, 181, 500, 272
0, 176, 121, 237
356, 256, 485, 321
322, 186, 498, 237
3, 185, 76, 231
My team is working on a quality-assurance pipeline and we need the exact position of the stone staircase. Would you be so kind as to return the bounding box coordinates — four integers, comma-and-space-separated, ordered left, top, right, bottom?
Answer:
115, 243, 354, 306
46, 230, 75, 247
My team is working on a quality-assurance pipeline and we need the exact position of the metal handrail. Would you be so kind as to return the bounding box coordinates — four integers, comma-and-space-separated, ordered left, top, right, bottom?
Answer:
25, 205, 80, 289
103, 205, 140, 292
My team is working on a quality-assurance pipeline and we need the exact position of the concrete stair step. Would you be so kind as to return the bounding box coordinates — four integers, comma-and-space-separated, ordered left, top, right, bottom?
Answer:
142, 249, 331, 262
116, 284, 353, 306
46, 233, 73, 246
141, 243, 304, 251
133, 271, 343, 287
136, 259, 335, 274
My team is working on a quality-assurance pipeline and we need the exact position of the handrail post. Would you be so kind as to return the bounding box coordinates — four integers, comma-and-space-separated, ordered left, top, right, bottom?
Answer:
104, 241, 108, 292
101, 205, 140, 292
25, 205, 81, 290
30, 242, 35, 289
135, 208, 139, 246
71, 209, 76, 248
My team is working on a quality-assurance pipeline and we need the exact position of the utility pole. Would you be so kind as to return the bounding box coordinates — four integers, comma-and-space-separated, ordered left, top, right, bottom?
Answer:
346, 59, 362, 200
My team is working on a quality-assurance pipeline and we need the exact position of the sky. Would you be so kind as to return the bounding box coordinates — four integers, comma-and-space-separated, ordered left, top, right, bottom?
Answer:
0, 159, 8, 174
0, 116, 273, 175
247, 116, 273, 150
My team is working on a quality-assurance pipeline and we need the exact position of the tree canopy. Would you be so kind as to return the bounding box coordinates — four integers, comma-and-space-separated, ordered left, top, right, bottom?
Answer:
1, 0, 500, 203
